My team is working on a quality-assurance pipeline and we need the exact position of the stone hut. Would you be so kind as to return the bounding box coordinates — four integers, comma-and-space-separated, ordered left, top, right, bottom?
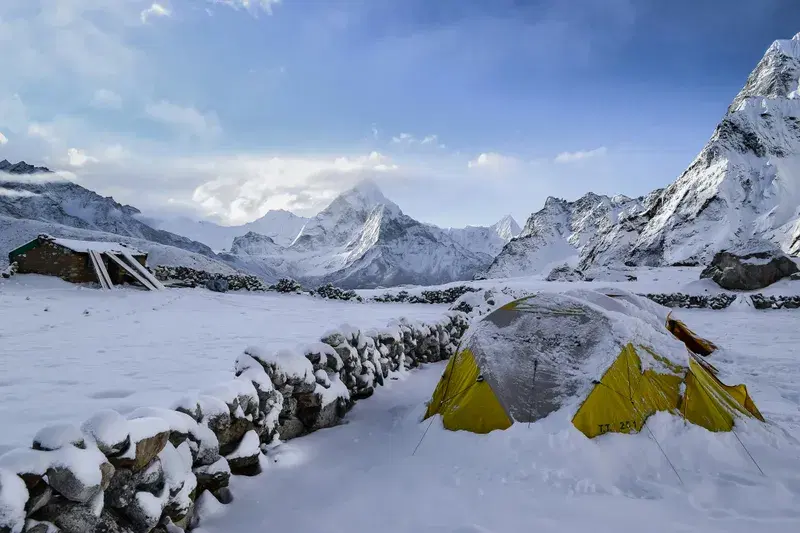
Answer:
7, 234, 163, 290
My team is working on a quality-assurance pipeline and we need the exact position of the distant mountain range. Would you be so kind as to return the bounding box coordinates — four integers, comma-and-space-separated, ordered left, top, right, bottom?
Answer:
0, 161, 519, 287
487, 31, 800, 277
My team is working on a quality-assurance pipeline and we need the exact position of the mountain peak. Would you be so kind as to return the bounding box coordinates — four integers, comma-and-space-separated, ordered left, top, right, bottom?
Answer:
343, 178, 387, 204
0, 160, 52, 175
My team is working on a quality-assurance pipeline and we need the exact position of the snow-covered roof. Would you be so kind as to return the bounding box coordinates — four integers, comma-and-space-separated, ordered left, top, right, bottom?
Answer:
49, 237, 145, 255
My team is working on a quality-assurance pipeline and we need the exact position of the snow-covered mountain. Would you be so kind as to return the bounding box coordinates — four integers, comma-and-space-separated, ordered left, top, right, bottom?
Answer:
485, 193, 644, 277
0, 161, 216, 257
0, 161, 239, 272
444, 215, 521, 257
585, 32, 800, 268
224, 180, 493, 288
147, 209, 309, 251
488, 32, 800, 278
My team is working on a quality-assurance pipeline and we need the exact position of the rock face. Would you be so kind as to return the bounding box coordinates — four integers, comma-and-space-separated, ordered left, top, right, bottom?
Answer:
700, 247, 799, 290
485, 194, 644, 278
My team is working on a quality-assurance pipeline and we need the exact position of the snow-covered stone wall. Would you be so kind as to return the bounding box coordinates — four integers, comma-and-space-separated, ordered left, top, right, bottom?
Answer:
0, 312, 469, 533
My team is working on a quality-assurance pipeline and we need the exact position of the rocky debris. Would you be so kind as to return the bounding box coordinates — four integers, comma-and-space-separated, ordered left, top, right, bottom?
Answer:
312, 283, 362, 302
643, 293, 737, 310
750, 294, 800, 309
153, 265, 268, 292
700, 248, 799, 290
545, 264, 585, 282
270, 278, 304, 293
372, 286, 480, 304
204, 278, 229, 293
1, 262, 17, 279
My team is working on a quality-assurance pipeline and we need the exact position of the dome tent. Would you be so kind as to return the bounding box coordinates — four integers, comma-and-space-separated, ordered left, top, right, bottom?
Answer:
424, 289, 763, 437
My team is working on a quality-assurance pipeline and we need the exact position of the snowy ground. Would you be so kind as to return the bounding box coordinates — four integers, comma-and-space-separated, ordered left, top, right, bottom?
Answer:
197, 307, 800, 533
357, 266, 800, 298
0, 275, 448, 453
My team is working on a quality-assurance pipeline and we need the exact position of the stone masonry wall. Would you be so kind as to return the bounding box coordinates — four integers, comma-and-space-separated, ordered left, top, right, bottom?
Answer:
0, 312, 469, 533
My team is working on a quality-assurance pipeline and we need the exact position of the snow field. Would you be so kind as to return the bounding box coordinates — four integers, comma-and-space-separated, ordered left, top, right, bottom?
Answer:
0, 275, 449, 453
195, 308, 800, 533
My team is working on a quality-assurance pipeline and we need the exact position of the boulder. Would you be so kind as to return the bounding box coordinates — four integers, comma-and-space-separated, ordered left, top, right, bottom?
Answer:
205, 278, 229, 293
105, 468, 136, 509
545, 264, 585, 282
126, 490, 167, 533
81, 410, 131, 457
34, 499, 129, 533
193, 458, 230, 495
25, 479, 52, 517
110, 419, 170, 473
225, 431, 261, 477
700, 247, 799, 291
32, 424, 85, 452
276, 417, 305, 441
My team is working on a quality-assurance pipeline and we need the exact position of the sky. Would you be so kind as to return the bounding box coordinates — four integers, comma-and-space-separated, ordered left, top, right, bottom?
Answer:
1, 0, 799, 229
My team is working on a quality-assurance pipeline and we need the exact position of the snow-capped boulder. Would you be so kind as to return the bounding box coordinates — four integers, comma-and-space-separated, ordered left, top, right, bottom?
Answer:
224, 430, 261, 477
81, 411, 131, 458
545, 264, 585, 282
204, 278, 229, 293
700, 246, 799, 290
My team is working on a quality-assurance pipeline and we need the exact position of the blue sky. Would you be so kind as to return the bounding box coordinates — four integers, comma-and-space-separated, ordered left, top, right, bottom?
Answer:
1, 0, 799, 228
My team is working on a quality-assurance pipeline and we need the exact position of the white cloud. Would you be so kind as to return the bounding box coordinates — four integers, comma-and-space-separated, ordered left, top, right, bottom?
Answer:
27, 122, 59, 143
140, 3, 171, 24
189, 151, 399, 223
554, 146, 607, 163
467, 152, 519, 171
66, 148, 99, 167
210, 0, 282, 15
391, 133, 414, 144
420, 134, 438, 145
91, 89, 123, 109
145, 100, 222, 138
0, 132, 7, 145
391, 132, 445, 148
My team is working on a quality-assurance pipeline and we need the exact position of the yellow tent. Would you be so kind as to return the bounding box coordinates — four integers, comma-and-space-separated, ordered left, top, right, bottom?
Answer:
425, 291, 763, 438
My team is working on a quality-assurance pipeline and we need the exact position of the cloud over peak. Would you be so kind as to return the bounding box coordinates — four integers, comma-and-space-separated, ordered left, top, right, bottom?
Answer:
554, 146, 607, 163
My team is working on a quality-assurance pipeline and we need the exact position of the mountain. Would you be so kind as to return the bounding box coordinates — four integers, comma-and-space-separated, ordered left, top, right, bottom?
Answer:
487, 31, 800, 278
223, 179, 493, 288
583, 32, 800, 268
444, 215, 521, 257
485, 193, 643, 277
0, 161, 237, 272
147, 209, 309, 251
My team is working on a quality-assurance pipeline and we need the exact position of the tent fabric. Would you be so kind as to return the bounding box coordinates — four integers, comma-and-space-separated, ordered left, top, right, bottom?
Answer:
425, 290, 764, 439
665, 312, 717, 356
425, 348, 512, 434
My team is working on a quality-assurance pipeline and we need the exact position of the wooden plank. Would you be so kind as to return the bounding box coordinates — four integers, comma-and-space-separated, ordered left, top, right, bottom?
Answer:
121, 251, 165, 290
106, 252, 156, 291
88, 250, 114, 290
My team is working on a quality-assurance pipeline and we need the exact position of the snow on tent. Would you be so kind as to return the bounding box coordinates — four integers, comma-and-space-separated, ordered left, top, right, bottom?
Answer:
424, 289, 763, 438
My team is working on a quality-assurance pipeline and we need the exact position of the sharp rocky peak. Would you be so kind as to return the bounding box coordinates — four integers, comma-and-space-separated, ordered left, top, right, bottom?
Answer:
0, 159, 52, 175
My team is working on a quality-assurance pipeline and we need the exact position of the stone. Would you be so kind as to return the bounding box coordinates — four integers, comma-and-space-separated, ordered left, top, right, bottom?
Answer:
34, 499, 130, 533
294, 392, 343, 432
46, 465, 102, 504
205, 278, 229, 293
81, 410, 131, 457
545, 264, 585, 282
217, 417, 255, 457
105, 468, 136, 509
32, 424, 85, 452
193, 458, 230, 495
110, 424, 170, 473
126, 490, 167, 533
225, 431, 261, 477
276, 417, 305, 441
792, 272, 800, 281
135, 459, 165, 495
700, 248, 799, 290
215, 487, 234, 505
25, 479, 52, 517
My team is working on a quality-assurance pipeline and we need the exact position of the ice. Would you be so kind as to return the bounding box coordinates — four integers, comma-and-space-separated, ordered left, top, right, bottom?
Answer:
0, 468, 27, 533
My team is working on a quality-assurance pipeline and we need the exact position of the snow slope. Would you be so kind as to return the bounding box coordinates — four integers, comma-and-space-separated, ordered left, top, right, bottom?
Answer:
198, 308, 800, 533
0, 163, 216, 258
0, 275, 449, 453
443, 215, 522, 258
225, 180, 493, 289
146, 210, 309, 251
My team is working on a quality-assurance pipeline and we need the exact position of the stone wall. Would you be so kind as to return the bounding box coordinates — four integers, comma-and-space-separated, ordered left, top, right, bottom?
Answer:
14, 240, 96, 284
0, 312, 469, 533
749, 294, 800, 309
642, 293, 738, 309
